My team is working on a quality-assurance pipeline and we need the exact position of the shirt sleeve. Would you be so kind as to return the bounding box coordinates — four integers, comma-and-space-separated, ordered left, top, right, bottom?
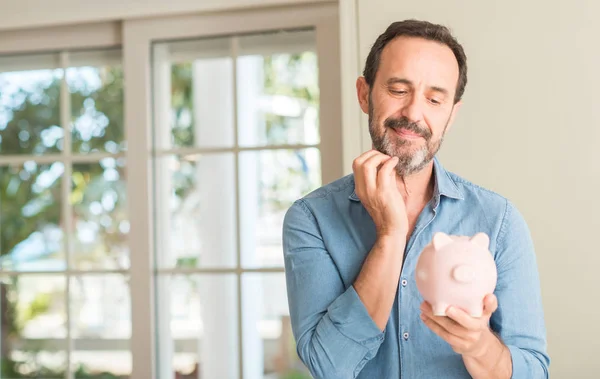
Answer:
492, 199, 551, 379
282, 199, 385, 379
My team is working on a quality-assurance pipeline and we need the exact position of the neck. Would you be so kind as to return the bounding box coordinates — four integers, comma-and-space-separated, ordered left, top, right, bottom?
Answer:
396, 160, 435, 204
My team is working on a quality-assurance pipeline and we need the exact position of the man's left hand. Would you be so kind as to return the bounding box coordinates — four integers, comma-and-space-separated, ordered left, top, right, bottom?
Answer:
420, 294, 498, 358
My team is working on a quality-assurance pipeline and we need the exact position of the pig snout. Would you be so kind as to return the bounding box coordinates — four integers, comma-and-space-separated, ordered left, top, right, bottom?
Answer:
452, 264, 475, 283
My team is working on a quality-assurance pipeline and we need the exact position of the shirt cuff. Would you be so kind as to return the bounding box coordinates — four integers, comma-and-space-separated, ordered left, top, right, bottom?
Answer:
325, 284, 385, 348
507, 344, 548, 379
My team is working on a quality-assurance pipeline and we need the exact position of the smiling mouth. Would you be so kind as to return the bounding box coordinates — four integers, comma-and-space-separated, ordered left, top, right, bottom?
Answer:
392, 128, 423, 140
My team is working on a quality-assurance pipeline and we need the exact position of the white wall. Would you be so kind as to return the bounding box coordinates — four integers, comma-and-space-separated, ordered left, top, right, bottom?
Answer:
351, 0, 599, 377
0, 0, 330, 31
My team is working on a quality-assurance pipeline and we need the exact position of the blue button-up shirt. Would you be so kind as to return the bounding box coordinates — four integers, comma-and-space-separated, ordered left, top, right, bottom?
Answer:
282, 157, 550, 379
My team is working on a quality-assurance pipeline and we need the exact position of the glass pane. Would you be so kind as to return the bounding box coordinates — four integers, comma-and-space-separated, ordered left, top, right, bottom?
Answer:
0, 275, 67, 378
154, 154, 236, 269
156, 274, 238, 379
242, 273, 311, 379
71, 159, 128, 270
153, 37, 234, 149
70, 275, 131, 378
0, 162, 65, 272
237, 32, 319, 147
0, 65, 63, 155
68, 50, 124, 154
239, 149, 321, 268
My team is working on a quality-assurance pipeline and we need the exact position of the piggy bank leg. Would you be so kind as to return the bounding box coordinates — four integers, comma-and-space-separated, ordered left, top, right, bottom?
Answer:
432, 303, 449, 316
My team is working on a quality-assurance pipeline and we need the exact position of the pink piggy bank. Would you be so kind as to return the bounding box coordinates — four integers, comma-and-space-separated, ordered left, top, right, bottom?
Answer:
415, 232, 497, 317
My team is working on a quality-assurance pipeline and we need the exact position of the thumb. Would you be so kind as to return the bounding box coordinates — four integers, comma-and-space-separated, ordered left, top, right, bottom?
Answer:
482, 294, 498, 318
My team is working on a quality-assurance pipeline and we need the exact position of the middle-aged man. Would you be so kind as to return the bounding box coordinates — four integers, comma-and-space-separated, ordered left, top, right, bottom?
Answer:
282, 19, 550, 379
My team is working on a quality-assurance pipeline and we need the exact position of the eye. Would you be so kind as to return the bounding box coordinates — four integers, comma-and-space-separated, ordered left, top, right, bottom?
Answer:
390, 90, 407, 95
429, 98, 441, 105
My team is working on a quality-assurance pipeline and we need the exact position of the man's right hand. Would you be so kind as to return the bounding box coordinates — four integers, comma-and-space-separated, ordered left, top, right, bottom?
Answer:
352, 150, 409, 239
352, 150, 410, 331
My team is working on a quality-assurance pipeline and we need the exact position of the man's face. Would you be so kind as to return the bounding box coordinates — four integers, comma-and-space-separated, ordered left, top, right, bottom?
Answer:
358, 36, 462, 176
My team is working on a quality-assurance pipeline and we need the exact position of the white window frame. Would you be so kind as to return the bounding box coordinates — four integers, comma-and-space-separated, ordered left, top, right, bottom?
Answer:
0, 22, 122, 55
123, 4, 341, 378
0, 20, 127, 379
0, 2, 343, 378
338, 0, 365, 173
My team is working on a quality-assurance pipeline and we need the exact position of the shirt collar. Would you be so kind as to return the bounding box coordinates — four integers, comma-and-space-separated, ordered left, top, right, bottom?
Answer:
348, 156, 464, 202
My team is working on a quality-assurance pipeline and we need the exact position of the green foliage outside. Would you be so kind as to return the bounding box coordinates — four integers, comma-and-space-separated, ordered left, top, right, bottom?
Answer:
1, 50, 317, 378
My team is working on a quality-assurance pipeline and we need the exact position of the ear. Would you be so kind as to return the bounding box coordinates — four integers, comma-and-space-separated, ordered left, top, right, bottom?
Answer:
432, 232, 453, 251
444, 100, 463, 134
470, 232, 490, 249
356, 76, 370, 115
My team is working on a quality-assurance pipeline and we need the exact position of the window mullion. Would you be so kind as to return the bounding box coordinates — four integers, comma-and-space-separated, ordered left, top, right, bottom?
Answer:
0, 152, 126, 166
59, 50, 74, 379
123, 23, 156, 379
231, 35, 245, 379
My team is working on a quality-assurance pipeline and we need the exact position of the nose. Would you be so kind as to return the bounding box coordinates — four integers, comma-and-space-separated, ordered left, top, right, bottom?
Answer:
400, 94, 424, 124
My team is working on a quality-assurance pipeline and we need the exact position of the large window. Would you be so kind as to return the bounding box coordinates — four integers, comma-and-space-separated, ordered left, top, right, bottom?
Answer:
0, 3, 341, 379
0, 50, 131, 377
152, 30, 320, 378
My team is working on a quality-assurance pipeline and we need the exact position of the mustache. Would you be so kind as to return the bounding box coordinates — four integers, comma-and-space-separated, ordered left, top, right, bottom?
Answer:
384, 117, 431, 139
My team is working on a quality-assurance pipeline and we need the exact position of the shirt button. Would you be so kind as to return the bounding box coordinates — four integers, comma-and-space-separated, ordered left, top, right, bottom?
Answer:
403, 332, 409, 340
401, 279, 408, 287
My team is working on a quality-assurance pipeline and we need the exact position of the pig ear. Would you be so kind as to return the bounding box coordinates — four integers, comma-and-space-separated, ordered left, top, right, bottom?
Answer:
470, 232, 490, 249
433, 232, 453, 250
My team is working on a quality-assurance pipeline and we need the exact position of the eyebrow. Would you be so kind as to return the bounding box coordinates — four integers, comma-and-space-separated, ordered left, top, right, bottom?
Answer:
386, 77, 449, 96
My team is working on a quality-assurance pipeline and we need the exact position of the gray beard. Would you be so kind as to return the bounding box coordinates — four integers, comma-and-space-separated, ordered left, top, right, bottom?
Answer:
370, 127, 441, 176
367, 98, 450, 177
